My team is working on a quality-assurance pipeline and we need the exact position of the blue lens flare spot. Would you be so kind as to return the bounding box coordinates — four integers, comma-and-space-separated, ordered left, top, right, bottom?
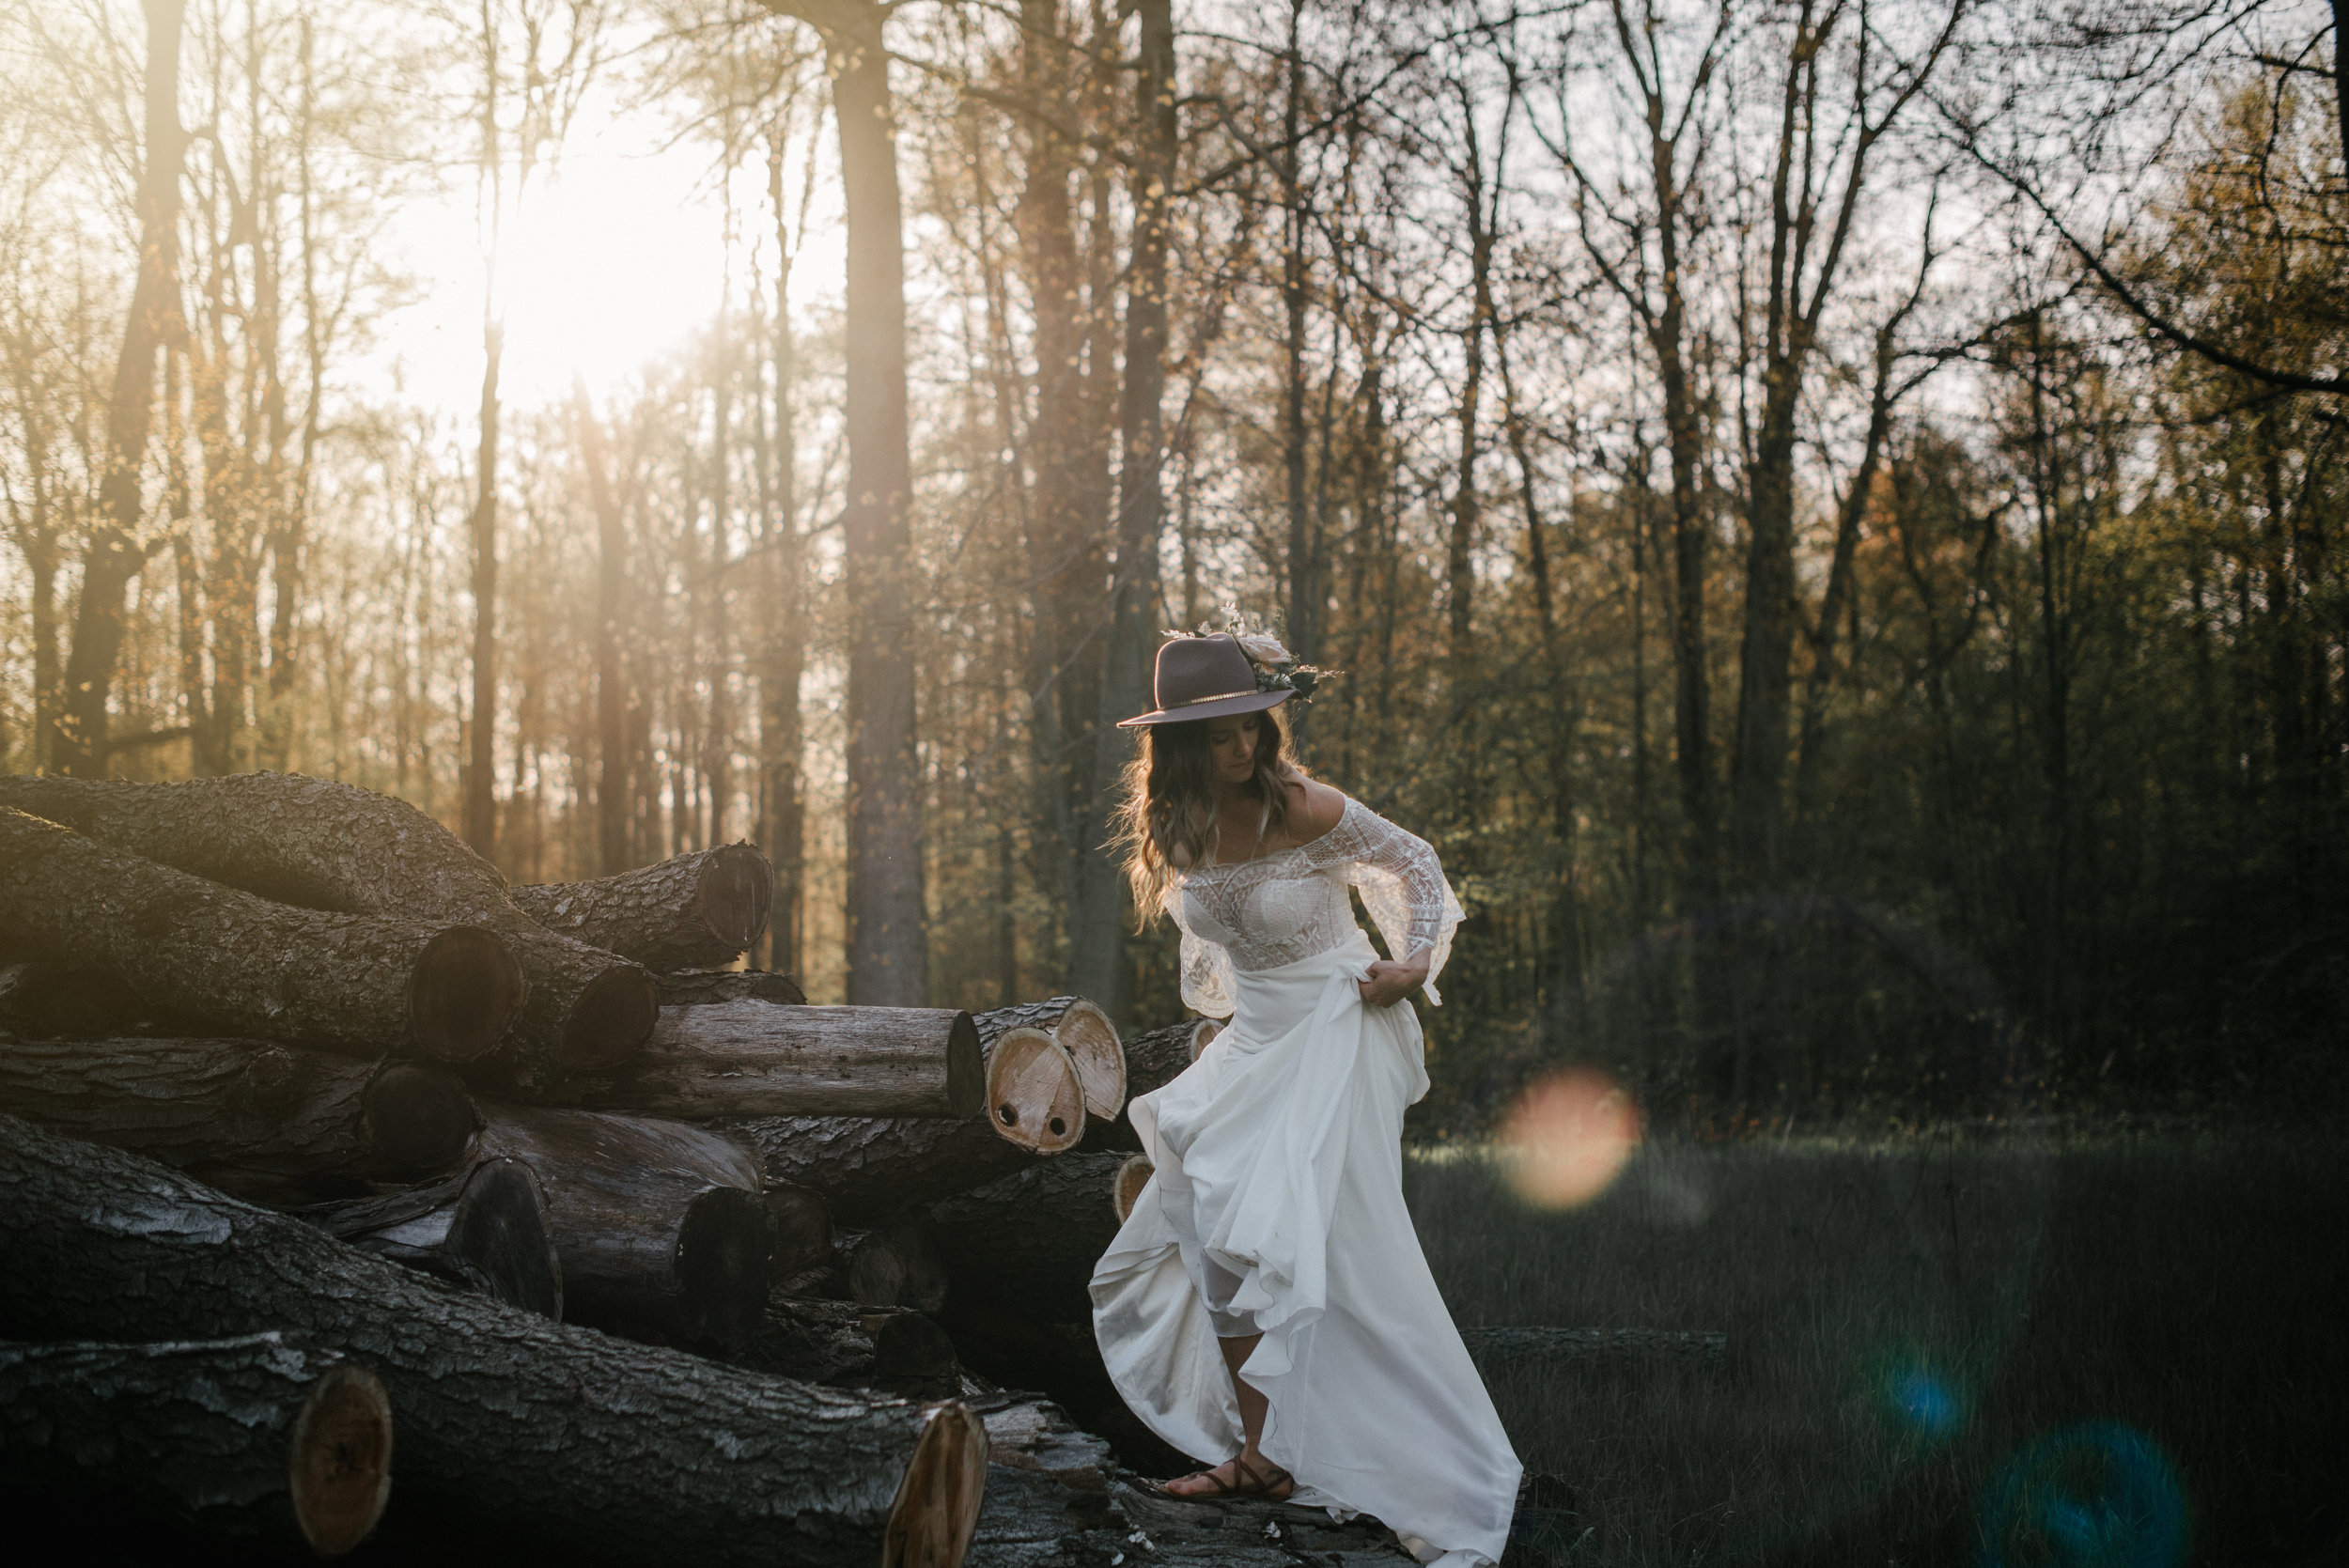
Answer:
1888, 1364, 1965, 1438
1978, 1423, 2187, 1568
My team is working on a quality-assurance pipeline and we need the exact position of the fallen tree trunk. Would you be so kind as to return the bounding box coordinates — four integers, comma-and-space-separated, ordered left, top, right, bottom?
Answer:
0, 774, 657, 1090
0, 808, 520, 1063
0, 1033, 476, 1203
767, 1182, 833, 1282
476, 1106, 772, 1353
563, 1000, 982, 1120
972, 997, 1125, 1123
745, 1297, 959, 1389
511, 843, 773, 970
0, 1331, 392, 1558
1079, 1017, 1213, 1154
295, 1157, 562, 1320
732, 1002, 1090, 1225
919, 1155, 1129, 1324
844, 1222, 950, 1314
0, 1114, 987, 1568
658, 967, 807, 1006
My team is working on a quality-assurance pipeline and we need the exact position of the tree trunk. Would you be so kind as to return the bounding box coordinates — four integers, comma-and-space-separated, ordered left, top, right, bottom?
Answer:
0, 774, 658, 1089
574, 382, 631, 877
759, 119, 808, 979
0, 1115, 987, 1568
475, 1105, 772, 1354
919, 1154, 1128, 1324
761, 0, 926, 1005
0, 807, 521, 1063
0, 1332, 391, 1558
845, 1222, 949, 1314
293, 1157, 561, 1320
510, 842, 773, 970
0, 1033, 475, 1203
465, 320, 503, 858
563, 1000, 982, 1120
1068, 0, 1177, 1022
53, 0, 186, 776
974, 995, 1124, 1122
744, 1296, 958, 1389
730, 1001, 1086, 1223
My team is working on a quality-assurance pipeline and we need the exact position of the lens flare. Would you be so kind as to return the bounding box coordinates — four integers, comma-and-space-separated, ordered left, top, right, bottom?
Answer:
1498, 1068, 1641, 1209
1876, 1357, 1968, 1441
1979, 1423, 2187, 1568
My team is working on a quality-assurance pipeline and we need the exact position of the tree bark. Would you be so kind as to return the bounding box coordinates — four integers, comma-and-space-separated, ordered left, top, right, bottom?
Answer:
52, 0, 186, 776
0, 807, 521, 1063
476, 1105, 772, 1354
845, 1221, 949, 1314
0, 1033, 475, 1203
511, 842, 774, 970
918, 1154, 1128, 1324
574, 381, 631, 877
563, 1000, 982, 1120
0, 1115, 987, 1568
0, 1331, 391, 1557
760, 0, 926, 1005
0, 774, 657, 1088
1076, 1017, 1209, 1153
658, 967, 808, 1006
729, 1000, 1088, 1224
294, 1157, 561, 1320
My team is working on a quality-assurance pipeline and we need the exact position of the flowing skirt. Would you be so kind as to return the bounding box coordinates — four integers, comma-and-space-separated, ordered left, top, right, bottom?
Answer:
1089, 929, 1521, 1567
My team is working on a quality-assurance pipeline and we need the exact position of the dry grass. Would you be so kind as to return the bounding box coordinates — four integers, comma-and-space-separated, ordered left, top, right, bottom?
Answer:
1405, 1128, 2349, 1567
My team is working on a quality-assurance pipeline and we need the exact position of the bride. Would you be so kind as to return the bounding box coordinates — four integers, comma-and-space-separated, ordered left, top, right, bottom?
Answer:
1088, 631, 1522, 1568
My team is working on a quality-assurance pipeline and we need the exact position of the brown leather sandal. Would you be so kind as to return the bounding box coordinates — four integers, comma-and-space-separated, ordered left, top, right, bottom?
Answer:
1161, 1453, 1297, 1502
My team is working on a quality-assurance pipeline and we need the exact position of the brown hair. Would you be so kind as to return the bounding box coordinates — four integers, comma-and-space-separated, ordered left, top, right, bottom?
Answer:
1112, 706, 1303, 925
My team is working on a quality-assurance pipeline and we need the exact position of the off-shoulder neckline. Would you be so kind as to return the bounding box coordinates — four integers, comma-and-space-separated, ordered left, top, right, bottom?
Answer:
1189, 794, 1358, 873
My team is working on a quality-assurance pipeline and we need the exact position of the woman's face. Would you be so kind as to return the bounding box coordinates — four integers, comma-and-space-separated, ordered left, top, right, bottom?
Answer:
1205, 714, 1260, 785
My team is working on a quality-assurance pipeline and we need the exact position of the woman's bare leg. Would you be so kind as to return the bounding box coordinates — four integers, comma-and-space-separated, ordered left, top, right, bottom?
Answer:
1163, 1332, 1291, 1498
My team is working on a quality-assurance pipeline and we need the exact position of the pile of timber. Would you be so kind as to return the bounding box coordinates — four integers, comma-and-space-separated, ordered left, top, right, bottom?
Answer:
0, 768, 1212, 1563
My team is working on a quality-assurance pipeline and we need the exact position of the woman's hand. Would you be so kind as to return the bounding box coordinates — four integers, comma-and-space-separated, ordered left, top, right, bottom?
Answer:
1357, 955, 1429, 1007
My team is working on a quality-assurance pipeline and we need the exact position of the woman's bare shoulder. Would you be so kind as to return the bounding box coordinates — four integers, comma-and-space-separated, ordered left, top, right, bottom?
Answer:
1284, 776, 1348, 840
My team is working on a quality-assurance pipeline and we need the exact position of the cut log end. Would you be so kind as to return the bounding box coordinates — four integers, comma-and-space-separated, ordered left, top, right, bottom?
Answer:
1112, 1156, 1154, 1224
675, 1185, 775, 1352
1190, 1018, 1221, 1060
986, 1029, 1084, 1154
697, 843, 775, 952
765, 1183, 832, 1281
849, 1224, 949, 1315
1052, 999, 1127, 1122
871, 1312, 958, 1379
882, 1401, 988, 1568
559, 963, 661, 1072
944, 1011, 985, 1121
361, 1061, 477, 1174
288, 1363, 394, 1559
445, 1157, 565, 1320
408, 926, 524, 1063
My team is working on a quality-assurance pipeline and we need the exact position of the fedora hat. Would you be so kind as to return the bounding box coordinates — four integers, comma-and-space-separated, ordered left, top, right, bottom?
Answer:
1118, 633, 1292, 728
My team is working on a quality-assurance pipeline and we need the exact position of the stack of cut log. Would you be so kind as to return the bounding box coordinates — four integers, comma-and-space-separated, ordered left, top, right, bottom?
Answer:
0, 771, 1180, 1564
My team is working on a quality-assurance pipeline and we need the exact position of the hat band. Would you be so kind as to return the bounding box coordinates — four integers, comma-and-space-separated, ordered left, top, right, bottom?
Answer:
1160, 686, 1259, 710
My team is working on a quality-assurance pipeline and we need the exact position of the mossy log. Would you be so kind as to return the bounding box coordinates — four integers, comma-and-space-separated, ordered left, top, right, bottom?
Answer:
0, 1032, 475, 1203
510, 843, 774, 971
0, 774, 655, 1091
0, 1114, 987, 1568
0, 807, 519, 1063
0, 1331, 392, 1558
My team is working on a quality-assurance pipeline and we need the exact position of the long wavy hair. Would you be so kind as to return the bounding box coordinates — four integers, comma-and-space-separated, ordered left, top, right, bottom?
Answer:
1112, 706, 1303, 925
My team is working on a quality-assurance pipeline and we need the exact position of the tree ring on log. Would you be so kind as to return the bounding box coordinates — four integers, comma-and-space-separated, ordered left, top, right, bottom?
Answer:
1113, 1156, 1154, 1224
700, 843, 775, 953
675, 1185, 775, 1351
361, 1061, 478, 1173
881, 1401, 988, 1568
407, 927, 524, 1063
1050, 999, 1127, 1122
985, 1029, 1084, 1153
288, 1362, 394, 1558
444, 1158, 564, 1320
561, 964, 661, 1073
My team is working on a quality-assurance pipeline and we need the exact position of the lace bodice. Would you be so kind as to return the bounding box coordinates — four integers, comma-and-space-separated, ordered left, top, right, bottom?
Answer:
1170, 796, 1465, 1017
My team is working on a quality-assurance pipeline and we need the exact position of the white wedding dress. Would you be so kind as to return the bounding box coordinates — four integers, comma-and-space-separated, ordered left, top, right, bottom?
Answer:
1089, 797, 1522, 1567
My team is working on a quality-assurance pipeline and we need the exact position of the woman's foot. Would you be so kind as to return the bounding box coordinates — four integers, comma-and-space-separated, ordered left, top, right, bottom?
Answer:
1161, 1452, 1296, 1501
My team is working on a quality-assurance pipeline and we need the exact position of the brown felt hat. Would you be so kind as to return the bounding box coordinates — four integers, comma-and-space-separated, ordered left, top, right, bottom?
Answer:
1118, 633, 1291, 727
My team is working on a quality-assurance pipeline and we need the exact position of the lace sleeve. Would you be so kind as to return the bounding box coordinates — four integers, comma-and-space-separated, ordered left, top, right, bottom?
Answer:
1308, 798, 1466, 1005
1169, 881, 1236, 1019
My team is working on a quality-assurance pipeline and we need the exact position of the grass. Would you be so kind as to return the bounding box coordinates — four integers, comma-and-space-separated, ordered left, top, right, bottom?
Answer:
1404, 1127, 2349, 1567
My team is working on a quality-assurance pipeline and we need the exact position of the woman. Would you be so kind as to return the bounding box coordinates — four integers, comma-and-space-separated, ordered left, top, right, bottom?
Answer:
1089, 631, 1521, 1568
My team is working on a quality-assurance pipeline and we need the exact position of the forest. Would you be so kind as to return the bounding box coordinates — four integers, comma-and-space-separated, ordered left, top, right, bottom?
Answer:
5, 0, 2343, 1132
